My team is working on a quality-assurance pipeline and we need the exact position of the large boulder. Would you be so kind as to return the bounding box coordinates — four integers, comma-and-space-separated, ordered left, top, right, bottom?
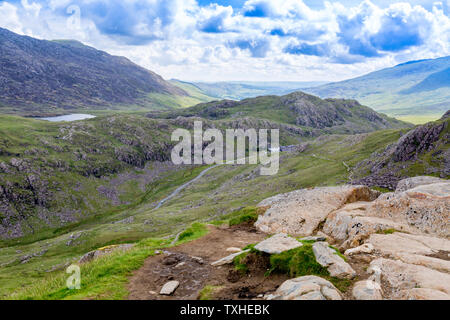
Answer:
395, 176, 446, 193
323, 202, 415, 249
255, 186, 380, 236
364, 182, 450, 237
254, 233, 303, 254
267, 275, 342, 300
368, 258, 450, 300
366, 233, 450, 273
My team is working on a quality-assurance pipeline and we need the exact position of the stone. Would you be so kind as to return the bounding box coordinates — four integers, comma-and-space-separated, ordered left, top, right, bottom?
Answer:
254, 233, 303, 254
364, 182, 450, 237
399, 288, 450, 300
367, 233, 450, 257
160, 281, 180, 295
191, 256, 204, 264
312, 242, 356, 279
211, 250, 250, 266
352, 280, 383, 300
345, 243, 374, 256
323, 202, 415, 249
300, 235, 327, 242
368, 258, 450, 299
255, 186, 380, 236
268, 276, 341, 300
395, 176, 446, 193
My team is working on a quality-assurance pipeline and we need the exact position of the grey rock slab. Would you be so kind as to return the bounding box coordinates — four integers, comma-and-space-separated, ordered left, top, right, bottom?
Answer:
312, 242, 356, 279
254, 233, 302, 254
160, 281, 180, 295
268, 275, 342, 300
211, 250, 250, 266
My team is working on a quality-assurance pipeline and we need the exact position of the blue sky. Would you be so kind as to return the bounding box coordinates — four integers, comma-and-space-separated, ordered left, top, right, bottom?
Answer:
0, 0, 449, 82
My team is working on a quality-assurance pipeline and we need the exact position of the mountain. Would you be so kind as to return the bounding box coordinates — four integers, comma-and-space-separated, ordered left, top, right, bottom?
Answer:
148, 91, 411, 135
0, 28, 211, 116
352, 111, 449, 189
170, 80, 328, 101
305, 56, 450, 123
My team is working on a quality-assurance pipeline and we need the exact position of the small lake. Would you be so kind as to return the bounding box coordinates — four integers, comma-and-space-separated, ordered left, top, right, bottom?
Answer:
38, 114, 96, 122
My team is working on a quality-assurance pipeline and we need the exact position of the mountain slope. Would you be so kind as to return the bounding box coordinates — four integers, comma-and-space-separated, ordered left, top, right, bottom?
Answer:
0, 28, 191, 116
305, 56, 450, 123
352, 111, 449, 189
148, 91, 411, 135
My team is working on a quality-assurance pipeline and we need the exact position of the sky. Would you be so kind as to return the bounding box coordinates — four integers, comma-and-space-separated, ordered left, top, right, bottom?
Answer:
0, 0, 449, 82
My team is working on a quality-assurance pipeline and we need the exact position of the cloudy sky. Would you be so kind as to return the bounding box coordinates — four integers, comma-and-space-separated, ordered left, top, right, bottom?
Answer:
1, 0, 449, 82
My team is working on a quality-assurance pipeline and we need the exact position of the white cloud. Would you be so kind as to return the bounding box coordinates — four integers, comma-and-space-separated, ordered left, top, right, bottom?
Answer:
0, 0, 448, 81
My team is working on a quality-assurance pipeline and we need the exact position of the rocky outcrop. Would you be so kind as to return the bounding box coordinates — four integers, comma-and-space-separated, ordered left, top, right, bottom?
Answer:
368, 258, 450, 300
267, 276, 342, 300
352, 117, 449, 189
255, 186, 380, 236
254, 179, 449, 300
364, 182, 450, 237
323, 201, 416, 249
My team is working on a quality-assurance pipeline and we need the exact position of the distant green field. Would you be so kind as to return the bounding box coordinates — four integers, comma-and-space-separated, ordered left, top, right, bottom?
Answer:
396, 114, 443, 124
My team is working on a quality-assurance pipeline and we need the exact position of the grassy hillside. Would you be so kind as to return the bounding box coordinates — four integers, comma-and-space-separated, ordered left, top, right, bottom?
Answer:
0, 126, 406, 298
305, 56, 450, 123
0, 109, 441, 299
149, 91, 411, 135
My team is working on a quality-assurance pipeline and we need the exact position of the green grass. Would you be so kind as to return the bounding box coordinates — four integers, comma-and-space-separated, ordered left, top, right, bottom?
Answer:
376, 228, 397, 235
145, 93, 212, 109
268, 245, 327, 278
176, 223, 208, 243
267, 245, 353, 292
396, 114, 443, 125
198, 285, 224, 300
228, 207, 260, 226
4, 223, 209, 300
329, 245, 347, 262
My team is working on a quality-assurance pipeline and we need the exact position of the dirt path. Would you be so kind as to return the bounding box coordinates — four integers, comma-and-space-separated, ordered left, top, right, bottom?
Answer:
153, 164, 221, 210
127, 224, 289, 300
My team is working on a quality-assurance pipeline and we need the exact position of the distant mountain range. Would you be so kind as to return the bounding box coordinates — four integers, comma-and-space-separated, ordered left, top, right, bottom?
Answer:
0, 28, 211, 116
1, 27, 448, 123
304, 56, 450, 123
170, 80, 328, 101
